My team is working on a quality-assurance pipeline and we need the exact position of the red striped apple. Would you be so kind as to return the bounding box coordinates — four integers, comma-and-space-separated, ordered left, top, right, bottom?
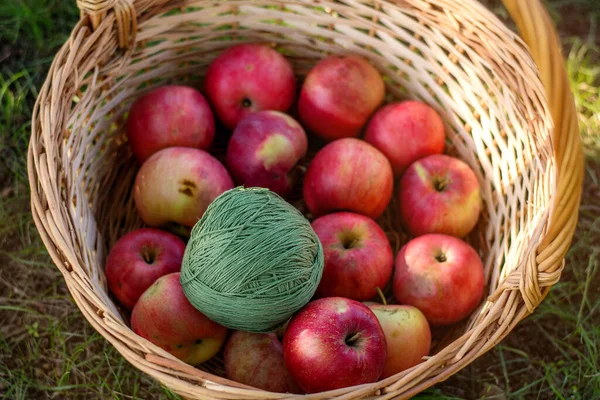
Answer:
226, 111, 307, 197
105, 228, 185, 310
204, 43, 296, 129
303, 138, 394, 219
364, 101, 446, 176
283, 297, 386, 393
312, 212, 393, 301
298, 54, 385, 140
393, 234, 485, 326
398, 154, 482, 238
224, 331, 302, 393
131, 272, 228, 366
134, 147, 234, 228
126, 85, 215, 163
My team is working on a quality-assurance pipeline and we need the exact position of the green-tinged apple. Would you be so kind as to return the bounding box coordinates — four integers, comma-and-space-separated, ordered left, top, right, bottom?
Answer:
226, 111, 307, 197
224, 331, 303, 393
134, 147, 234, 228
366, 299, 431, 378
131, 273, 228, 365
393, 234, 485, 326
398, 154, 482, 238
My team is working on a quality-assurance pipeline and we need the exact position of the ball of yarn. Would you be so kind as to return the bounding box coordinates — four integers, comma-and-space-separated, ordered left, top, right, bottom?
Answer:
180, 187, 324, 333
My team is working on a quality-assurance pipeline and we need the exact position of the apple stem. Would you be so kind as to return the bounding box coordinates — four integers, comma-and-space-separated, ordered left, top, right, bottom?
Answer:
346, 332, 362, 345
376, 287, 387, 305
141, 246, 155, 264
435, 252, 447, 263
241, 97, 252, 108
342, 236, 360, 249
433, 176, 450, 192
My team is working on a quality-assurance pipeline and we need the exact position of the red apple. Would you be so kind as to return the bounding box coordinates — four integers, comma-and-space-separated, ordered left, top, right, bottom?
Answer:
134, 147, 234, 228
105, 228, 185, 310
131, 272, 228, 365
204, 43, 296, 130
398, 154, 481, 238
226, 111, 307, 197
393, 234, 485, 326
298, 54, 385, 140
224, 331, 302, 393
126, 85, 215, 163
303, 138, 394, 219
367, 303, 431, 378
283, 297, 387, 393
364, 101, 446, 176
311, 212, 393, 301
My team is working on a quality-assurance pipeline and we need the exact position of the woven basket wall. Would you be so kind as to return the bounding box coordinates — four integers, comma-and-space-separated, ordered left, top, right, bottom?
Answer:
28, 0, 584, 398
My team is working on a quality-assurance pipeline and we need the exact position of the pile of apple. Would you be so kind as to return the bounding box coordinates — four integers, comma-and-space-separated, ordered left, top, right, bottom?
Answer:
105, 43, 485, 394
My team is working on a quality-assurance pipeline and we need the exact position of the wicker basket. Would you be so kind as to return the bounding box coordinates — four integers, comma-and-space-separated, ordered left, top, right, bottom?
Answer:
28, 0, 584, 398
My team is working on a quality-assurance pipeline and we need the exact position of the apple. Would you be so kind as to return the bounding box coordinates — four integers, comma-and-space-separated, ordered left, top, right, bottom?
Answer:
298, 54, 385, 140
393, 234, 485, 326
131, 272, 228, 365
398, 154, 482, 238
126, 85, 215, 163
204, 43, 296, 130
226, 111, 307, 197
303, 138, 394, 219
283, 297, 386, 393
367, 302, 431, 378
134, 147, 234, 228
105, 228, 185, 310
224, 331, 302, 393
311, 212, 393, 301
364, 101, 446, 176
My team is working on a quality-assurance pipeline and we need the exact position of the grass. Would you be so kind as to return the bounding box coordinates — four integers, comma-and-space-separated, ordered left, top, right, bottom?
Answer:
0, 0, 598, 399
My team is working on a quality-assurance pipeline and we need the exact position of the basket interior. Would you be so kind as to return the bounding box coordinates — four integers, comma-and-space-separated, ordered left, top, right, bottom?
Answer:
59, 0, 554, 383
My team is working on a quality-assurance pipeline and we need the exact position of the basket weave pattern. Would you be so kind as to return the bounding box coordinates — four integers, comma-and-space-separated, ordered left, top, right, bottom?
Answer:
28, 0, 583, 398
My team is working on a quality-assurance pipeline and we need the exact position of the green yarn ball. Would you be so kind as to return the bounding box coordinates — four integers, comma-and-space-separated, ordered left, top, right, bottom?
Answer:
180, 187, 324, 333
